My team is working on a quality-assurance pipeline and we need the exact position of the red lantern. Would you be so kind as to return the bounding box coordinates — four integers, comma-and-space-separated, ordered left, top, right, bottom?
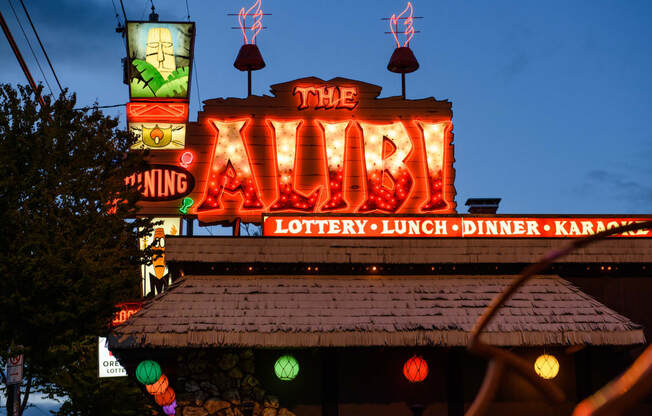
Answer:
154, 386, 176, 406
403, 355, 428, 383
146, 374, 169, 395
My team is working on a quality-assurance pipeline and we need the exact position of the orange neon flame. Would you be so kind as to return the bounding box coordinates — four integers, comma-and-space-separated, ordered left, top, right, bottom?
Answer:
238, 0, 263, 45
389, 1, 415, 48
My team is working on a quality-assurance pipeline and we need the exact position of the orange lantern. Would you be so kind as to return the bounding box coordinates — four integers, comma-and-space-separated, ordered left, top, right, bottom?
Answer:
403, 355, 428, 383
154, 386, 176, 406
146, 374, 169, 395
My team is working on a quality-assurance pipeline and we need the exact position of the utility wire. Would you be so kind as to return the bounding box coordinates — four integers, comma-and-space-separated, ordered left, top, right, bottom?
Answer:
6, 0, 53, 96
0, 9, 46, 108
74, 103, 126, 111
184, 1, 201, 108
118, 0, 127, 23
18, 0, 64, 94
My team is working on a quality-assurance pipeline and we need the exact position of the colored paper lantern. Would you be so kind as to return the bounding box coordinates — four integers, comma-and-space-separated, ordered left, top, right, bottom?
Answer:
146, 374, 169, 395
154, 386, 176, 406
534, 354, 559, 380
136, 360, 162, 385
274, 355, 299, 381
403, 355, 428, 383
162, 399, 177, 415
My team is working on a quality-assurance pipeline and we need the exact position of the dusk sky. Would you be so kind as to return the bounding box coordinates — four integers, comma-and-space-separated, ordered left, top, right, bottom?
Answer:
2, 0, 651, 215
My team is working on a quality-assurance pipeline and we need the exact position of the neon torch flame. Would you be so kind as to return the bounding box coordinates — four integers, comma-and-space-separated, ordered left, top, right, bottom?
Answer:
238, 0, 263, 44
389, 1, 415, 48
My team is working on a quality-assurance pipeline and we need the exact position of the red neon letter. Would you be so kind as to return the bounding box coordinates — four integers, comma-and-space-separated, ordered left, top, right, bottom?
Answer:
293, 86, 317, 110
196, 119, 263, 212
316, 87, 337, 109
418, 121, 450, 211
337, 87, 358, 109
358, 122, 414, 213
268, 120, 319, 211
317, 121, 350, 210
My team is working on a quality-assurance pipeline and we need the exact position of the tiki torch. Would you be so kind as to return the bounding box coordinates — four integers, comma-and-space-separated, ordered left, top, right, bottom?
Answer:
232, 0, 266, 97
385, 2, 420, 99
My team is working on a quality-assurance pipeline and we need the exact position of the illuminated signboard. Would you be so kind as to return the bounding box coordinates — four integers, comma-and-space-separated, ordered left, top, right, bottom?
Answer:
135, 77, 456, 223
126, 22, 195, 100
139, 217, 182, 297
111, 302, 143, 327
263, 215, 652, 238
124, 165, 194, 201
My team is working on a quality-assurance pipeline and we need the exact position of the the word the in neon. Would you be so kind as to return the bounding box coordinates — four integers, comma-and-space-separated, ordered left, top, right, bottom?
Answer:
293, 85, 359, 110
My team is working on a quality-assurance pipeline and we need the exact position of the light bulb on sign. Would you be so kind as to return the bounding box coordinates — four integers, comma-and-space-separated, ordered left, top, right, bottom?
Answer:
179, 197, 194, 215
180, 151, 194, 168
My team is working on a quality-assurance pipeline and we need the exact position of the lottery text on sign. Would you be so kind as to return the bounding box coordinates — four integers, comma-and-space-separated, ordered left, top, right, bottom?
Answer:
264, 216, 652, 238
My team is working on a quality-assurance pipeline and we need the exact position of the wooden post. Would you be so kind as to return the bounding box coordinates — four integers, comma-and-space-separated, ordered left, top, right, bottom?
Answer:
185, 218, 194, 236
322, 349, 339, 416
447, 348, 464, 416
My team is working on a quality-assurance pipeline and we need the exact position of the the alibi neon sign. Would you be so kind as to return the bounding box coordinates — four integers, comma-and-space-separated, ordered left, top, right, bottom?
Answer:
173, 77, 456, 223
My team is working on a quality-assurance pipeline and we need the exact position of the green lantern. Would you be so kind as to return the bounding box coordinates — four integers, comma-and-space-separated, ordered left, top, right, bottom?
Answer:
136, 360, 162, 385
274, 355, 299, 381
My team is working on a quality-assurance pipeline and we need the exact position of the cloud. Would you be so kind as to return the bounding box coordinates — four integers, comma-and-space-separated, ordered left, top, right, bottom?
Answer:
581, 169, 652, 207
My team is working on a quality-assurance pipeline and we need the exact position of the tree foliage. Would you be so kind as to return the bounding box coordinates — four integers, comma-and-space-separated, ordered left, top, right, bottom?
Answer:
0, 84, 152, 415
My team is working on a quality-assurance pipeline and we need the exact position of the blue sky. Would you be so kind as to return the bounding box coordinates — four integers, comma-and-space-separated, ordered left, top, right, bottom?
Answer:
1, 0, 651, 214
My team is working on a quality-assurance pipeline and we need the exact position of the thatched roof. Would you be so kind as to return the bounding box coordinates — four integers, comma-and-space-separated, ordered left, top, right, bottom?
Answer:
109, 275, 644, 349
164, 236, 652, 264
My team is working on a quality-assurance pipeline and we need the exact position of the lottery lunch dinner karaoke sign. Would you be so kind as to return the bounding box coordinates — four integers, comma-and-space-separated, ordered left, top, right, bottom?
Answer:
263, 215, 652, 238
130, 77, 456, 223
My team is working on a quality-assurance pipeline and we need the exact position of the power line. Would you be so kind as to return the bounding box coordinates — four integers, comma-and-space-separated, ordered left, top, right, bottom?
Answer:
182, 1, 201, 108
74, 103, 126, 111
0, 9, 46, 108
118, 0, 127, 23
18, 0, 64, 94
6, 0, 53, 96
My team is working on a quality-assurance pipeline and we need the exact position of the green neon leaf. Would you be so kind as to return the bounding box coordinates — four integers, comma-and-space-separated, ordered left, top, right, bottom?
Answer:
155, 76, 189, 98
130, 78, 155, 98
132, 59, 166, 93
166, 66, 189, 82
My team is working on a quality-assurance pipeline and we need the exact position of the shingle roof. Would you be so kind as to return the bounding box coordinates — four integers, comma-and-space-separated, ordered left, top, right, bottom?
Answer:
109, 275, 644, 349
165, 236, 652, 264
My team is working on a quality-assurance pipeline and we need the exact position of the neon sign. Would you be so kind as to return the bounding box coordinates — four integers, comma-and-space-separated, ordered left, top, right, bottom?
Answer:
125, 165, 195, 201
293, 85, 359, 110
134, 77, 456, 223
111, 302, 143, 327
264, 215, 652, 238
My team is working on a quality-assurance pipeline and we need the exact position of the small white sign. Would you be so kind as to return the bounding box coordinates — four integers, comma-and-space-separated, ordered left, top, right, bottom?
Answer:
6, 354, 23, 385
98, 337, 126, 378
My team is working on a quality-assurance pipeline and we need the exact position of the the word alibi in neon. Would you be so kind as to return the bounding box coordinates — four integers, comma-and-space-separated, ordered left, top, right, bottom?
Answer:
196, 118, 451, 214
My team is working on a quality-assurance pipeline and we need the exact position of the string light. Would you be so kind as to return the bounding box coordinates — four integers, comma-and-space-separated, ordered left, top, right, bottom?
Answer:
268, 120, 319, 211
418, 121, 449, 211
319, 121, 348, 210
196, 119, 263, 212
359, 122, 413, 213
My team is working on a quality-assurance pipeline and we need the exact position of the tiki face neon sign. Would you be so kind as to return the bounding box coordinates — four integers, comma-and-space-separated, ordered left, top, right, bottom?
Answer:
135, 77, 455, 221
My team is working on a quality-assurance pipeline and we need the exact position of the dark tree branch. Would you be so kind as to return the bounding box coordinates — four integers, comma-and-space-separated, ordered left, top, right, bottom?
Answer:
19, 376, 32, 415
0, 366, 7, 385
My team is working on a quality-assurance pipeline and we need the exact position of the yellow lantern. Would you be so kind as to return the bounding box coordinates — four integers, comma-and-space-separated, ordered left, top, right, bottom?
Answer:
534, 354, 559, 379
